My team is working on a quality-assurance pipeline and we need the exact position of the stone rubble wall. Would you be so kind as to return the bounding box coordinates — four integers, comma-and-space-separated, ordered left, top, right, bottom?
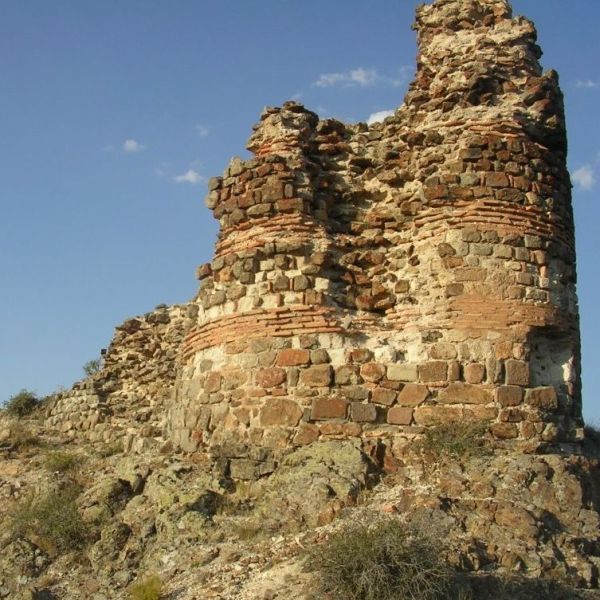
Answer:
169, 0, 583, 476
44, 304, 196, 451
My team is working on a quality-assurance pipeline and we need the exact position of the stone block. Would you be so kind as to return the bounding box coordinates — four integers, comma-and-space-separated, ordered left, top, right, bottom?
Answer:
350, 402, 377, 423
419, 361, 448, 382
430, 343, 457, 360
496, 385, 523, 407
360, 362, 386, 382
525, 386, 558, 411
350, 348, 373, 363
413, 405, 463, 426
300, 365, 332, 387
397, 384, 429, 406
255, 368, 286, 389
335, 365, 359, 385
204, 372, 222, 393
293, 424, 319, 445
310, 349, 330, 364
260, 398, 303, 427
276, 349, 310, 367
221, 369, 248, 390
438, 383, 492, 404
486, 172, 509, 187
311, 397, 348, 420
387, 406, 414, 425
342, 385, 370, 401
371, 388, 397, 406
505, 360, 530, 386
491, 422, 519, 439
387, 363, 418, 382
464, 363, 485, 384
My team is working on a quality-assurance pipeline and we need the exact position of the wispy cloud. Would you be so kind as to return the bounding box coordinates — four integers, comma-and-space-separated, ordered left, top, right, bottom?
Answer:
573, 165, 596, 191
367, 109, 395, 125
575, 79, 598, 89
195, 125, 209, 137
314, 68, 378, 88
123, 139, 145, 153
173, 169, 205, 185
313, 66, 413, 89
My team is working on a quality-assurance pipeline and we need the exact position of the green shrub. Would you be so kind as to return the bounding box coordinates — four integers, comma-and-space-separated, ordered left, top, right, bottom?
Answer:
11, 485, 88, 554
128, 574, 163, 600
42, 451, 81, 473
83, 358, 102, 377
3, 389, 39, 417
416, 421, 491, 463
307, 518, 453, 600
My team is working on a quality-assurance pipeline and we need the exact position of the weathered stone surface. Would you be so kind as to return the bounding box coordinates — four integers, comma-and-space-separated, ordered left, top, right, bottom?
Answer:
311, 397, 347, 420
260, 398, 303, 427
419, 362, 448, 382
397, 384, 429, 407
387, 364, 418, 382
387, 406, 414, 425
371, 388, 397, 406
464, 363, 485, 384
438, 383, 492, 405
256, 368, 287, 389
276, 349, 310, 367
299, 365, 332, 387
350, 402, 377, 423
525, 386, 558, 410
359, 362, 385, 383
505, 360, 530, 386
496, 385, 523, 407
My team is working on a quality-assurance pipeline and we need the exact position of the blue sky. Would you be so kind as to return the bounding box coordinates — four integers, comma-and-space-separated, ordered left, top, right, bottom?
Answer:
1, 1, 599, 423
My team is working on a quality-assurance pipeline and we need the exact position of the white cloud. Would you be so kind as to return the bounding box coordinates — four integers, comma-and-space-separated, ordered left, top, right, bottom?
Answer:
367, 109, 395, 125
573, 165, 596, 191
123, 139, 145, 153
314, 68, 379, 88
313, 65, 413, 90
173, 169, 205, 185
195, 125, 209, 137
576, 80, 597, 89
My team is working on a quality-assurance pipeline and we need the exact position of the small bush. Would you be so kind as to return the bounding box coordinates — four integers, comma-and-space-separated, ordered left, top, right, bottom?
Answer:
416, 421, 491, 463
307, 518, 453, 600
128, 574, 163, 600
6, 422, 40, 451
11, 485, 88, 554
83, 358, 102, 377
3, 389, 39, 417
42, 451, 81, 473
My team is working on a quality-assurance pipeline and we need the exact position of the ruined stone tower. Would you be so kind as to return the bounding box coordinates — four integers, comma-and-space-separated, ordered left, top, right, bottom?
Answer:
47, 0, 582, 467
37, 0, 600, 588
159, 0, 582, 476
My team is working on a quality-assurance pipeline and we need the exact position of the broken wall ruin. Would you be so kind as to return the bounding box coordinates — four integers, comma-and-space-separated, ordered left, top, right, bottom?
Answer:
46, 0, 583, 473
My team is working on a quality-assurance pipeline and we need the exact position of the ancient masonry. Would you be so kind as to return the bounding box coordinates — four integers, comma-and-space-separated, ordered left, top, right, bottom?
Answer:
46, 0, 583, 475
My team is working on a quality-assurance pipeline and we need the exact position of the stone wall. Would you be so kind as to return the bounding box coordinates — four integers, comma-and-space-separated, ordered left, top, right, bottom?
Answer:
45, 304, 196, 451
169, 0, 583, 475
43, 0, 584, 472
